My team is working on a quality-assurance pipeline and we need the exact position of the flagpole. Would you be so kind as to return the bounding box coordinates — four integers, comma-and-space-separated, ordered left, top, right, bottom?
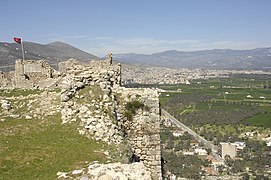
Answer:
21, 38, 25, 61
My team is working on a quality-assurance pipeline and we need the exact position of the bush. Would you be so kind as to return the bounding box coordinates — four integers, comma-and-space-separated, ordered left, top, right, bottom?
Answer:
124, 100, 145, 121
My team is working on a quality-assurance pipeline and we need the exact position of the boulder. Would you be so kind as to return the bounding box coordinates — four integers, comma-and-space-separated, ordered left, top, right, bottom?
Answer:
60, 93, 70, 102
25, 115, 32, 119
79, 105, 89, 114
79, 175, 89, 180
98, 175, 113, 180
57, 172, 68, 178
1, 100, 11, 110
75, 82, 85, 89
72, 169, 83, 175
10, 114, 20, 118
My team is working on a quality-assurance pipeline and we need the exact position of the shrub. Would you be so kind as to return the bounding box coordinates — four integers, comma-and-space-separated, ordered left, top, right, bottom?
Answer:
124, 100, 145, 121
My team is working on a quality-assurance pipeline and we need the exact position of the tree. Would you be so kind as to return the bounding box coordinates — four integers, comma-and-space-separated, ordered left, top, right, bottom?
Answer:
224, 155, 233, 167
232, 160, 244, 174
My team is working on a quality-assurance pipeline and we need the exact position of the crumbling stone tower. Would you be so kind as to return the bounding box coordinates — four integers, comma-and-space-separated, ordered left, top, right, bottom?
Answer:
14, 60, 31, 88
60, 59, 162, 179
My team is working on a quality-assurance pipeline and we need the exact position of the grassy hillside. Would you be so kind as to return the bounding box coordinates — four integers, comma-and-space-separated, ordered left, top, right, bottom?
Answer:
0, 89, 117, 180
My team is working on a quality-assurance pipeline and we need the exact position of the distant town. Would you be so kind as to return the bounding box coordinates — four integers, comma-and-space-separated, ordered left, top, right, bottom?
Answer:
122, 64, 271, 85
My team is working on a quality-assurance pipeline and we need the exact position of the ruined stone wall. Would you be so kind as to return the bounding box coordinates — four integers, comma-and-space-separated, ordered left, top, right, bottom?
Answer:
60, 60, 123, 144
21, 60, 52, 79
58, 59, 80, 74
13, 59, 54, 88
0, 72, 14, 89
14, 60, 33, 88
119, 88, 162, 180
1, 58, 162, 178
60, 60, 162, 179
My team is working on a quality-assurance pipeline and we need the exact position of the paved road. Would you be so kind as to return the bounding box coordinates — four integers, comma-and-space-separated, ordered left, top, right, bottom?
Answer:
161, 109, 218, 155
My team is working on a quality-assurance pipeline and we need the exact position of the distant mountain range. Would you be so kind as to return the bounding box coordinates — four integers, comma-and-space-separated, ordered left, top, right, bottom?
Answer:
0, 41, 98, 71
1, 40, 271, 71
115, 48, 271, 70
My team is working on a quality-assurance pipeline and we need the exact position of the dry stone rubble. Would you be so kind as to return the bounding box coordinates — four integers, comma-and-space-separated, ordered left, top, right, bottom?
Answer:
59, 60, 162, 179
57, 162, 151, 180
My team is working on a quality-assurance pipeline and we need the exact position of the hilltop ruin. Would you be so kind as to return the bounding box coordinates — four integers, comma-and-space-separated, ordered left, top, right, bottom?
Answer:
0, 57, 162, 179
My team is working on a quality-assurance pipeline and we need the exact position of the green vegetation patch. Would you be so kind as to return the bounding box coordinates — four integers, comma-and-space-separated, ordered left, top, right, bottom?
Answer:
0, 89, 43, 97
161, 125, 210, 179
244, 114, 271, 128
0, 113, 110, 180
124, 100, 145, 121
75, 85, 104, 103
162, 151, 209, 179
158, 76, 271, 143
159, 92, 180, 106
242, 103, 271, 128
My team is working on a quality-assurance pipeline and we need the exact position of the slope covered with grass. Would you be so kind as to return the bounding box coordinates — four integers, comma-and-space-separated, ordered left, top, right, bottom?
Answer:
0, 89, 113, 180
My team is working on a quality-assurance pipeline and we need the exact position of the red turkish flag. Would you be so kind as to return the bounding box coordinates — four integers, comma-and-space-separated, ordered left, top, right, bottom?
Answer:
13, 37, 21, 44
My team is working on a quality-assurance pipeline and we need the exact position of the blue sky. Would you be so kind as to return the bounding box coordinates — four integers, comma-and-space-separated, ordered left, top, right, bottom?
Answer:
1, 0, 271, 56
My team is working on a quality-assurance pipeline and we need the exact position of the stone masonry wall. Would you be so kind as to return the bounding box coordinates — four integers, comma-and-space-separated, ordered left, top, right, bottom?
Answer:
60, 60, 162, 179
0, 72, 14, 89
0, 59, 57, 89
12, 59, 56, 89
14, 60, 33, 88
60, 60, 123, 144
119, 88, 162, 180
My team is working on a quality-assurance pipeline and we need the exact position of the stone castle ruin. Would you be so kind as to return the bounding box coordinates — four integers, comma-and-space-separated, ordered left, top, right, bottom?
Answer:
0, 57, 162, 179
14, 60, 53, 88
0, 59, 55, 89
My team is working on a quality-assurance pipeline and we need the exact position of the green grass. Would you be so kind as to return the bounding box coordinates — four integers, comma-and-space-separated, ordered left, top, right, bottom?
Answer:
0, 89, 43, 97
159, 76, 271, 128
244, 114, 271, 128
159, 92, 180, 106
259, 106, 271, 113
75, 85, 104, 104
124, 100, 145, 121
195, 102, 247, 111
0, 113, 110, 180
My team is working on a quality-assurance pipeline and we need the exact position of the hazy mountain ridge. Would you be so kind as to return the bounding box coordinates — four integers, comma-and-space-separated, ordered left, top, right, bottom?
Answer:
0, 41, 99, 71
114, 48, 271, 70
1, 40, 271, 71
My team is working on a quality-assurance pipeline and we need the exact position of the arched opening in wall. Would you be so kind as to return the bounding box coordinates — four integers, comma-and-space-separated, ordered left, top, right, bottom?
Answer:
130, 153, 140, 163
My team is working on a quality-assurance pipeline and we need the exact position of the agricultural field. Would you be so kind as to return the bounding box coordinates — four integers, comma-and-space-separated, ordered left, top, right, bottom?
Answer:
158, 75, 271, 177
153, 75, 271, 147
159, 76, 271, 129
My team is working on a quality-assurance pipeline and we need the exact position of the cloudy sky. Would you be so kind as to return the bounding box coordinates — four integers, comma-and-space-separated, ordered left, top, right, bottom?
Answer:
1, 0, 271, 56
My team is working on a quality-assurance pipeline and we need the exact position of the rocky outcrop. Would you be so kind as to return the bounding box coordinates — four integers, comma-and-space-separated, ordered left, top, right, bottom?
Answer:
1, 100, 11, 110
57, 162, 151, 180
